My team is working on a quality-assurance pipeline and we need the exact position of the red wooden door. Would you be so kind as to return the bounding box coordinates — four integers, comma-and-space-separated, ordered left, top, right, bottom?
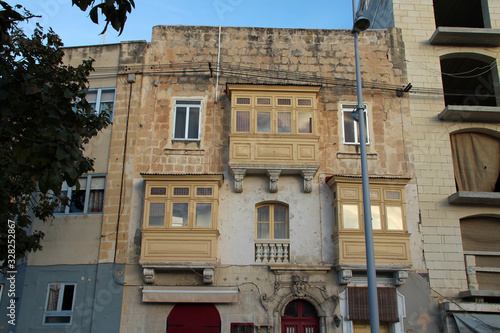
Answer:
167, 303, 221, 333
281, 300, 320, 333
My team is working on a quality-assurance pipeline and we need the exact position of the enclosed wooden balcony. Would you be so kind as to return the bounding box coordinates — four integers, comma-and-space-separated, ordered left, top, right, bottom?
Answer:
227, 84, 321, 193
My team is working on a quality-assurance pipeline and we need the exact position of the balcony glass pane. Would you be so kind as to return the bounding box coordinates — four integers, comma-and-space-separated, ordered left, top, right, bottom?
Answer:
172, 203, 189, 227
148, 203, 165, 226
195, 203, 212, 227
257, 112, 271, 132
371, 205, 381, 230
342, 204, 359, 229
278, 112, 292, 133
386, 206, 404, 230
298, 112, 312, 133
236, 111, 250, 132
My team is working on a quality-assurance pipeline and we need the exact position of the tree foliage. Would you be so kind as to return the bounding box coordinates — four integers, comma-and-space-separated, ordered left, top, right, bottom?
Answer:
72, 0, 135, 35
0, 1, 114, 268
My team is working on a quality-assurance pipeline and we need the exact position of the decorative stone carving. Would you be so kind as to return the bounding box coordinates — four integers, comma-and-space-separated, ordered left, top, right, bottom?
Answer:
231, 168, 246, 193
203, 268, 215, 284
301, 170, 315, 193
338, 269, 352, 285
394, 270, 408, 286
292, 276, 309, 297
143, 268, 155, 284
267, 170, 281, 193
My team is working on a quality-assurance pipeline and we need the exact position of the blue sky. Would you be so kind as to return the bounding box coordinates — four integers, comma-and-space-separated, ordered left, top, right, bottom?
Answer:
17, 0, 355, 47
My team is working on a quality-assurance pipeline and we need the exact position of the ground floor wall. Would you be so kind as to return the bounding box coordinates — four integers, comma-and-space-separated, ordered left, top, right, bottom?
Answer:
16, 263, 124, 333
120, 264, 441, 333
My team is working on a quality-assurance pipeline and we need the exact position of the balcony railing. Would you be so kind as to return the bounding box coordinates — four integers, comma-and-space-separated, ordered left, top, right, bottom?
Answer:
255, 239, 290, 263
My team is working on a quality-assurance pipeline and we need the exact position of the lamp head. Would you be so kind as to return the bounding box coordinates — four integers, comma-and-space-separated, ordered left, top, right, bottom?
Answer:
352, 9, 371, 33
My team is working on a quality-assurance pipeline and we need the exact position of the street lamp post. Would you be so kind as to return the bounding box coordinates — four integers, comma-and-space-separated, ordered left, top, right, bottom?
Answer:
351, 1, 380, 332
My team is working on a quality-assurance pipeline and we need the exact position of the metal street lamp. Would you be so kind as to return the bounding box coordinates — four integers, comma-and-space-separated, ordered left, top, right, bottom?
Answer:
351, 1, 380, 332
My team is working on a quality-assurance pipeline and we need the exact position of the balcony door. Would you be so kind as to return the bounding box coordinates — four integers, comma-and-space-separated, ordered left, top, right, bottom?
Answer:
281, 300, 319, 333
167, 303, 220, 333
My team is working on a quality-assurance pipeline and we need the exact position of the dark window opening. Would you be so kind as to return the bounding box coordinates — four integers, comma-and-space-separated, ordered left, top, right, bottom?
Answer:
231, 323, 254, 333
460, 216, 500, 291
433, 0, 485, 28
440, 56, 498, 107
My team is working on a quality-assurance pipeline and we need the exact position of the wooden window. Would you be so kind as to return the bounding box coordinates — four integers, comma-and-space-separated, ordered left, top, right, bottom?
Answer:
333, 183, 407, 233
256, 203, 289, 239
236, 111, 250, 132
143, 177, 221, 230
229, 86, 317, 136
348, 287, 399, 322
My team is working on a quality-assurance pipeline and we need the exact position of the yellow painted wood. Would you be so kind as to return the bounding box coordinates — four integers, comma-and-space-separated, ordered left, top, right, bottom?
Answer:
140, 230, 219, 263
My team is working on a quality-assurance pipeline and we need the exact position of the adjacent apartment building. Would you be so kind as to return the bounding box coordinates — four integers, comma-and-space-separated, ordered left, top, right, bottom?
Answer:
367, 0, 500, 331
7, 10, 495, 331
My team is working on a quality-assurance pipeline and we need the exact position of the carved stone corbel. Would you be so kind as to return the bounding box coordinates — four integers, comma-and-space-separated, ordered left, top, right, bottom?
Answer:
203, 268, 215, 284
394, 270, 408, 286
143, 268, 155, 284
338, 269, 352, 285
267, 170, 281, 193
300, 170, 315, 193
231, 168, 246, 193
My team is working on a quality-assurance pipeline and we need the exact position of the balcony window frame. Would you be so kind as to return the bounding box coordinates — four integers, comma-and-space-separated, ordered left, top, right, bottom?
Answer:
229, 89, 318, 136
332, 182, 407, 234
55, 174, 106, 215
173, 100, 202, 141
143, 179, 221, 231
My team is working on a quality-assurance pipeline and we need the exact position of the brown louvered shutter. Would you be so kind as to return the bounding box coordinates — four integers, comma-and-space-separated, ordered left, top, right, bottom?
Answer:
348, 287, 399, 322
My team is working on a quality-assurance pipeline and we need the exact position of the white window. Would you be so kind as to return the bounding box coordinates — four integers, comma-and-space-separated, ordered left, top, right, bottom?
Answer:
342, 104, 369, 144
43, 283, 76, 325
86, 88, 116, 120
55, 175, 106, 214
173, 100, 202, 140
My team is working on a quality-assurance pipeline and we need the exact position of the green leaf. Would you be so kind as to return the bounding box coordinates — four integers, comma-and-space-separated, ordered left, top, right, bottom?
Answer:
89, 6, 99, 24
56, 146, 68, 160
13, 144, 29, 164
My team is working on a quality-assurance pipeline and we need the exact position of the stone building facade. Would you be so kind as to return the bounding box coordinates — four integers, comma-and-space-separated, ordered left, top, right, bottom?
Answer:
5, 24, 445, 333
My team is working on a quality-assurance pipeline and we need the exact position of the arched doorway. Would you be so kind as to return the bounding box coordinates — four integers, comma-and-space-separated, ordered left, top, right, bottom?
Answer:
281, 299, 320, 333
167, 303, 221, 333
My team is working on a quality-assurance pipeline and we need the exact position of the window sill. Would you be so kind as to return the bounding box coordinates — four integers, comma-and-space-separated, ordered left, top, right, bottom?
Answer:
438, 105, 500, 122
448, 191, 500, 206
430, 27, 500, 46
459, 289, 500, 299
